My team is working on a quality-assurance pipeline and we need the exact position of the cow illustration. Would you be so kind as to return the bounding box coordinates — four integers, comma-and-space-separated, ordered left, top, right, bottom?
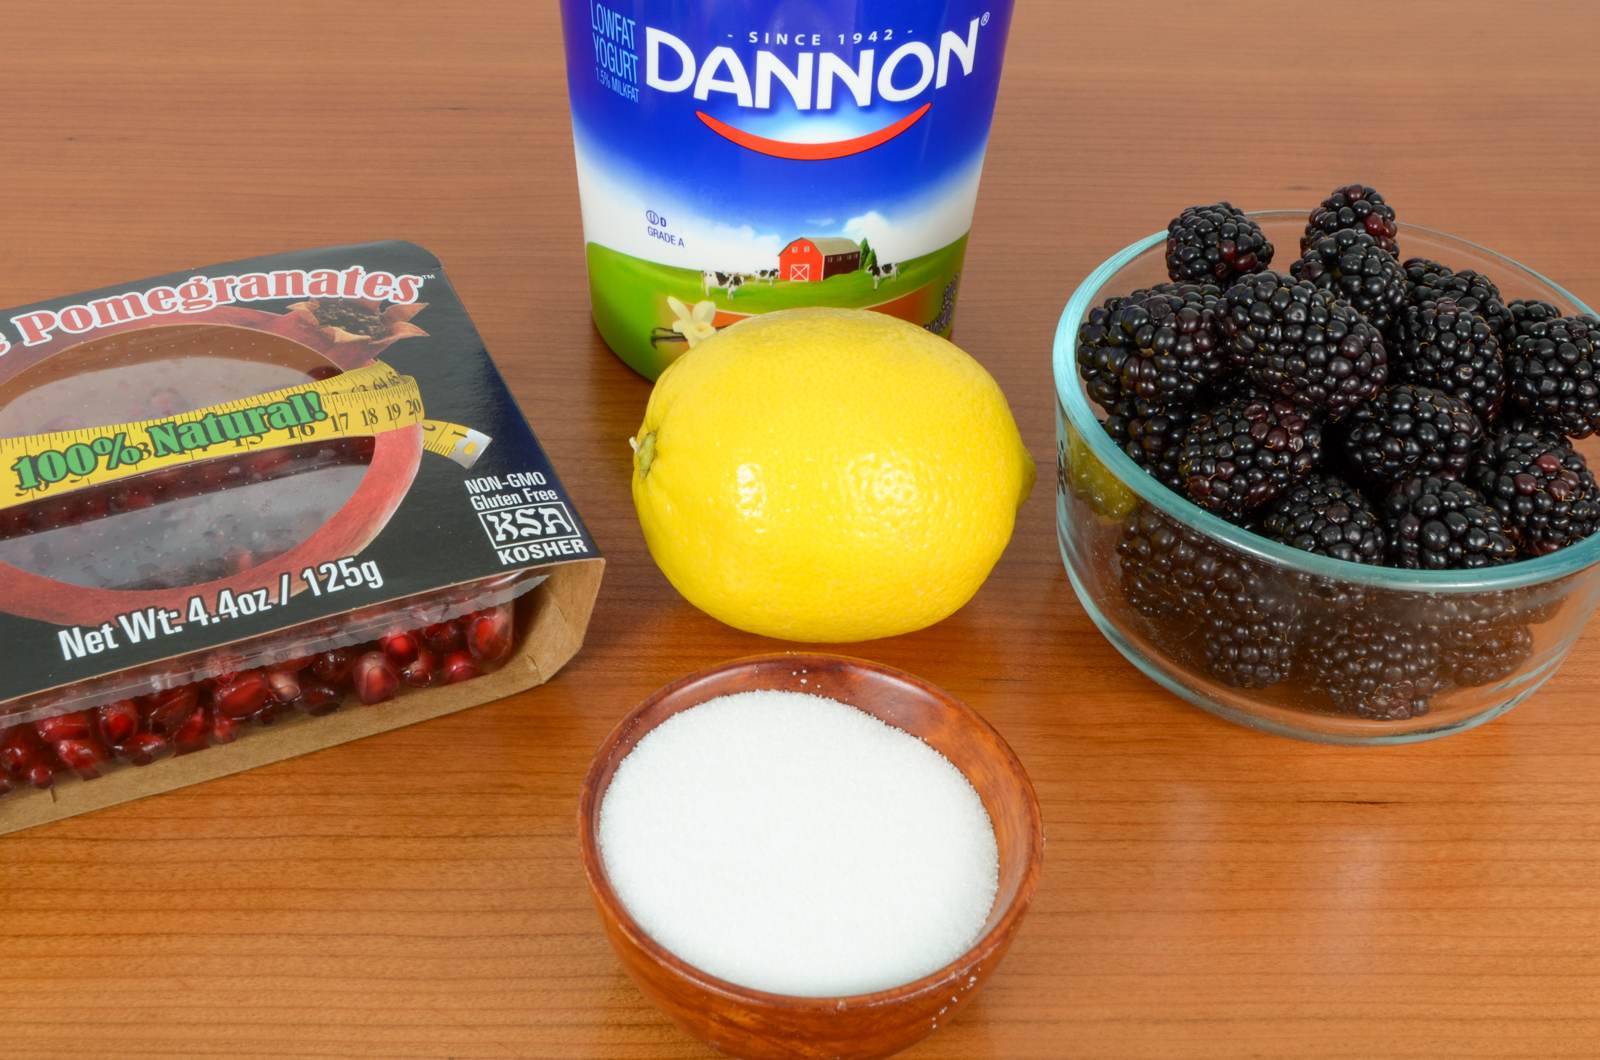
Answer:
868, 261, 899, 289
754, 268, 779, 285
702, 270, 747, 299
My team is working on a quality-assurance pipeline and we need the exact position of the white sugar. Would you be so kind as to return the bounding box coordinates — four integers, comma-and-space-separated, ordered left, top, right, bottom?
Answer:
598, 689, 999, 997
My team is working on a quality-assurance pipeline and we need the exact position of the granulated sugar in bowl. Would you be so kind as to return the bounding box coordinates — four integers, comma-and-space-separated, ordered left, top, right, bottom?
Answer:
596, 689, 999, 997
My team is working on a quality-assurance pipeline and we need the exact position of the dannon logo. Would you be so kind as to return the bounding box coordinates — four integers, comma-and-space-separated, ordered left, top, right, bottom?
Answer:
644, 17, 986, 160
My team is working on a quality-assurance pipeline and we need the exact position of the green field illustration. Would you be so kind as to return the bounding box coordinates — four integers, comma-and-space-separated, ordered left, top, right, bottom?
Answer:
586, 235, 969, 378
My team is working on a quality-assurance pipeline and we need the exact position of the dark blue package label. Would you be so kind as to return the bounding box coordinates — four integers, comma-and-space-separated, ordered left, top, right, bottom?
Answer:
0, 242, 600, 706
560, 0, 1015, 377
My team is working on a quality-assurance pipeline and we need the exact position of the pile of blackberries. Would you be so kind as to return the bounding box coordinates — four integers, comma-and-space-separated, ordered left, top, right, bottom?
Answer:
1080, 185, 1600, 720
1087, 187, 1600, 571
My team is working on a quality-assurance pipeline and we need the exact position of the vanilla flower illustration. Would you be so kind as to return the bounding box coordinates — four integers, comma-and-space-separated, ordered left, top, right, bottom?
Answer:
667, 295, 718, 348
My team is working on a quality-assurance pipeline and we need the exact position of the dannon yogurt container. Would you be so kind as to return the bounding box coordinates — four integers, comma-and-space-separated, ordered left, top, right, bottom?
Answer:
560, 0, 1015, 378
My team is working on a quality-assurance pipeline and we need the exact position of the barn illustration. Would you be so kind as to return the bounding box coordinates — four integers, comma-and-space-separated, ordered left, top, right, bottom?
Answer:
779, 237, 862, 282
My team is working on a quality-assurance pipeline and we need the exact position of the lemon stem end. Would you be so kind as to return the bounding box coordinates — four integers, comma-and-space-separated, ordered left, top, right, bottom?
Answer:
635, 432, 656, 479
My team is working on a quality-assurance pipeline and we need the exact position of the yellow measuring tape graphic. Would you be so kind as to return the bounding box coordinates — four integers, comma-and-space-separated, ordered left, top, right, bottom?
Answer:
0, 362, 491, 510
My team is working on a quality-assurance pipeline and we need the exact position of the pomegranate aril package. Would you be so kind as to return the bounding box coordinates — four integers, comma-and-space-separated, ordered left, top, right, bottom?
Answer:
0, 242, 603, 834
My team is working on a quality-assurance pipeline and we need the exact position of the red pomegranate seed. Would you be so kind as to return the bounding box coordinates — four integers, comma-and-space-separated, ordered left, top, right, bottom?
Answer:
401, 648, 439, 689
173, 707, 210, 753
465, 604, 514, 664
441, 651, 481, 685
109, 485, 156, 512
380, 631, 421, 666
78, 489, 111, 520
0, 507, 29, 539
31, 497, 80, 532
96, 700, 141, 746
195, 457, 248, 491
0, 773, 12, 797
34, 711, 92, 742
270, 655, 314, 674
1, 725, 47, 777
53, 738, 110, 780
248, 449, 293, 479
204, 672, 238, 694
312, 649, 357, 687
141, 467, 188, 498
352, 652, 400, 705
213, 671, 272, 720
256, 701, 291, 725
296, 682, 343, 716
120, 732, 171, 766
25, 761, 55, 789
422, 620, 465, 654
266, 669, 303, 707
141, 686, 200, 735
210, 710, 241, 744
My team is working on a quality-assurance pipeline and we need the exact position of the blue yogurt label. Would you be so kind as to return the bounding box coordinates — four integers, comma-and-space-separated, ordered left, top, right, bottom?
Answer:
561, 0, 1015, 377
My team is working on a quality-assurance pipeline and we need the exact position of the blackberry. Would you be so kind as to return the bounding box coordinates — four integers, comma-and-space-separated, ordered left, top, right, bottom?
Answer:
1260, 475, 1384, 564
1123, 287, 1228, 404
1166, 203, 1275, 285
1102, 398, 1198, 491
1310, 616, 1443, 720
1438, 619, 1534, 688
1290, 229, 1408, 335
1341, 384, 1483, 486
1498, 413, 1566, 445
1506, 314, 1600, 438
1401, 257, 1453, 291
1220, 271, 1389, 418
1505, 298, 1563, 347
1382, 476, 1517, 570
1203, 610, 1295, 688
1469, 429, 1600, 555
1302, 184, 1399, 256
1077, 285, 1227, 407
1416, 568, 1567, 631
1116, 505, 1286, 621
1178, 394, 1324, 516
1115, 506, 1293, 689
1076, 292, 1136, 406
1403, 259, 1512, 340
1392, 298, 1505, 424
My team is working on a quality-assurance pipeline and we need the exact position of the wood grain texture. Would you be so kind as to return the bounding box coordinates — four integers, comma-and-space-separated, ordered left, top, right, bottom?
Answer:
4, 1, 1600, 1056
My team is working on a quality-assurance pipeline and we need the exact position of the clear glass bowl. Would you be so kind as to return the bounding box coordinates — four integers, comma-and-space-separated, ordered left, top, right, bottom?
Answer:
1052, 212, 1600, 743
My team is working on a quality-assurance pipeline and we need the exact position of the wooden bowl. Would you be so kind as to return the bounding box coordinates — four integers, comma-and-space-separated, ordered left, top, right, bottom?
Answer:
578, 653, 1044, 1060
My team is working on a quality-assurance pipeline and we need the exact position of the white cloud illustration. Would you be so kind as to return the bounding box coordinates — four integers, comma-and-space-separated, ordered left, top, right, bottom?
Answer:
572, 130, 989, 272
839, 154, 986, 263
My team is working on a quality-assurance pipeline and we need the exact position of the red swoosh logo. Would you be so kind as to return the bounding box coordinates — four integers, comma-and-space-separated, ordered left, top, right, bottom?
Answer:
695, 103, 932, 161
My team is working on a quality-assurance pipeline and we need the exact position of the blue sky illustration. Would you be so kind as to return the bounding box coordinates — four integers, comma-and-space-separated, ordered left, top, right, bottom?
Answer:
563, 0, 1013, 237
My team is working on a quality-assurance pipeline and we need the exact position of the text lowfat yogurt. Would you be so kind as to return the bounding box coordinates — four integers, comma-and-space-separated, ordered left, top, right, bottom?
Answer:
560, 0, 1015, 377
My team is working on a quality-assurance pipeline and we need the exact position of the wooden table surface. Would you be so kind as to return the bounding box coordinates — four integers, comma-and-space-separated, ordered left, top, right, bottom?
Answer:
6, 1, 1600, 1056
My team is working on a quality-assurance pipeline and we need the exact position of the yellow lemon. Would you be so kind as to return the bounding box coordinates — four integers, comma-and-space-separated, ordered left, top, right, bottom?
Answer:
631, 307, 1034, 642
